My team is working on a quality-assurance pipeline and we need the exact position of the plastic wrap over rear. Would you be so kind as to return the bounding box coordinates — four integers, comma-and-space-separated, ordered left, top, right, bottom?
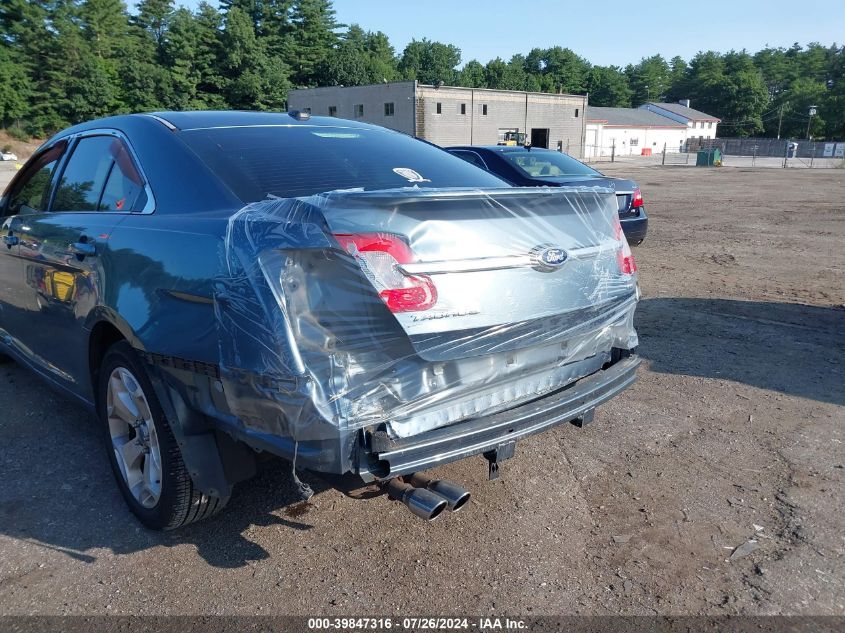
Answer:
215, 186, 638, 442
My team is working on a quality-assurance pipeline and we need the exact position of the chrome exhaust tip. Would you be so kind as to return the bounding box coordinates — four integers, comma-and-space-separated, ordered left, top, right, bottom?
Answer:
386, 479, 448, 521
409, 474, 471, 512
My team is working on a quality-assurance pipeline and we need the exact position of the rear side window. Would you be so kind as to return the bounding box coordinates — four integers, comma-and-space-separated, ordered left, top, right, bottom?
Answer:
451, 150, 487, 170
180, 126, 507, 202
99, 141, 146, 211
4, 141, 67, 216
52, 136, 146, 212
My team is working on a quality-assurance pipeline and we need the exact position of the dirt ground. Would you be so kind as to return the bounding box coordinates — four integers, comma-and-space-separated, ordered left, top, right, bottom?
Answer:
0, 130, 43, 163
0, 166, 843, 617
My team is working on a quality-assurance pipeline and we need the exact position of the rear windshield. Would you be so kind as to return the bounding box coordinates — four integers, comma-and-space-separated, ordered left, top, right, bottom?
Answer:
500, 150, 599, 178
180, 125, 508, 202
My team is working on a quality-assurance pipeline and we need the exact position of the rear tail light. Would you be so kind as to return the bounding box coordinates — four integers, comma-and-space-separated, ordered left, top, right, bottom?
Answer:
613, 218, 637, 275
334, 233, 437, 313
631, 187, 644, 208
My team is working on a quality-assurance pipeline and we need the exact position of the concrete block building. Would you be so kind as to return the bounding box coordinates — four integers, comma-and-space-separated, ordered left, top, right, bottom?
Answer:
288, 81, 588, 157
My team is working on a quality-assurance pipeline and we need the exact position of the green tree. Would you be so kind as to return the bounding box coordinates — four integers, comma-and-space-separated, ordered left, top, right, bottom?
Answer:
284, 0, 338, 86
314, 24, 398, 86
540, 47, 589, 94
399, 38, 461, 84
587, 66, 631, 106
192, 2, 228, 107
221, 7, 289, 109
626, 54, 671, 104
0, 44, 30, 124
457, 59, 486, 88
134, 0, 175, 55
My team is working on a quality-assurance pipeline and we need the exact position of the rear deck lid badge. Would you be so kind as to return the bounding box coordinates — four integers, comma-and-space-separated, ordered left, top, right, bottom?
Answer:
531, 245, 569, 272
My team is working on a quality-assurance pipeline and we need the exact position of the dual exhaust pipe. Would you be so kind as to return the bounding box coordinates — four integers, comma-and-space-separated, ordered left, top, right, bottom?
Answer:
385, 474, 471, 521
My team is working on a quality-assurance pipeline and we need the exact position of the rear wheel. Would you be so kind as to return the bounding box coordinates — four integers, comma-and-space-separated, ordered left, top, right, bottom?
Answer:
98, 342, 227, 530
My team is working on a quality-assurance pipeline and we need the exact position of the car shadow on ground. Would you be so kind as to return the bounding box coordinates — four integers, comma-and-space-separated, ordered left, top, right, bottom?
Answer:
0, 355, 351, 568
2, 297, 842, 569
636, 297, 845, 406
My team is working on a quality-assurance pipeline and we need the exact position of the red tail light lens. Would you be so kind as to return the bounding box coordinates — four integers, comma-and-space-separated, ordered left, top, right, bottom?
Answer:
613, 218, 637, 275
334, 233, 437, 313
631, 187, 644, 208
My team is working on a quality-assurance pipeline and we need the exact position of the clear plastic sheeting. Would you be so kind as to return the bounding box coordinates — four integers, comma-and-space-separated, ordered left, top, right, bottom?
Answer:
215, 186, 638, 443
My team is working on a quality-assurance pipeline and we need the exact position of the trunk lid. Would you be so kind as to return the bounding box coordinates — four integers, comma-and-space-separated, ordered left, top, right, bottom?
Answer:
321, 187, 637, 360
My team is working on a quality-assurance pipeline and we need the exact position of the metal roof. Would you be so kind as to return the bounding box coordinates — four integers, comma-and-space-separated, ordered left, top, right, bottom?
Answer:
586, 106, 686, 128
644, 102, 721, 121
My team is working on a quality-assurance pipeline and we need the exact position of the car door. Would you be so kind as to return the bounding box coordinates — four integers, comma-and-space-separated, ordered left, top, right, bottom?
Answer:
0, 140, 69, 356
15, 131, 151, 398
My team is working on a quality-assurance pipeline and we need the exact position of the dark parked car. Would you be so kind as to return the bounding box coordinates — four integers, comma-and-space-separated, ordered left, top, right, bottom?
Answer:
0, 112, 640, 528
446, 146, 648, 244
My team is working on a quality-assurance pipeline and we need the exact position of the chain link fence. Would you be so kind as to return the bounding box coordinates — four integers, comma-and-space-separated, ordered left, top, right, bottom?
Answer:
584, 138, 845, 169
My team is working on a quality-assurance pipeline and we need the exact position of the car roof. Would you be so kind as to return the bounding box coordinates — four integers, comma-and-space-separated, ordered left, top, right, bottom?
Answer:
46, 111, 390, 142
447, 145, 560, 153
147, 110, 383, 132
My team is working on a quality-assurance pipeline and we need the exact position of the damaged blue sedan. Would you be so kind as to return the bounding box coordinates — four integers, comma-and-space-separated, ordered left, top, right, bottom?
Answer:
0, 111, 640, 528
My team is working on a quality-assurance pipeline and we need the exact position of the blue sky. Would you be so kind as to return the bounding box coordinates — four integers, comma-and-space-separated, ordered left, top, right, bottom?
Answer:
176, 0, 845, 67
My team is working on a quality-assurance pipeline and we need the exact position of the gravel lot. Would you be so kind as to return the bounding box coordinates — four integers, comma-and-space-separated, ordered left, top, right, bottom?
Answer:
0, 164, 843, 616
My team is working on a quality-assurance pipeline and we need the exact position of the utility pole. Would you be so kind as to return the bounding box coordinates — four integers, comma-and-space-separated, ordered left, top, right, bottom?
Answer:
776, 104, 784, 139
806, 105, 817, 140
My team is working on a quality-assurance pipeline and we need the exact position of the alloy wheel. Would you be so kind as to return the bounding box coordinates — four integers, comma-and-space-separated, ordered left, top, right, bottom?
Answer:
106, 367, 162, 508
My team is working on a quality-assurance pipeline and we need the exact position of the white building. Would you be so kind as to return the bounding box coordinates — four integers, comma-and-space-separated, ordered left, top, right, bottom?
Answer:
585, 106, 689, 158
639, 100, 720, 141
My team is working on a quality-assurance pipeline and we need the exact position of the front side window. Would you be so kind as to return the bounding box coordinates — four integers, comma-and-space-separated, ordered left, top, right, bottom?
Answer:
53, 136, 146, 212
4, 141, 67, 216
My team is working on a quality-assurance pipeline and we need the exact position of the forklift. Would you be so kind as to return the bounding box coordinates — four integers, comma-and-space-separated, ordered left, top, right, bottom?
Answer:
498, 130, 527, 146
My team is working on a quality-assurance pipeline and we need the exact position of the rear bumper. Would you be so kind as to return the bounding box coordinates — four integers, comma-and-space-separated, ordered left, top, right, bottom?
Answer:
621, 211, 648, 244
365, 353, 640, 478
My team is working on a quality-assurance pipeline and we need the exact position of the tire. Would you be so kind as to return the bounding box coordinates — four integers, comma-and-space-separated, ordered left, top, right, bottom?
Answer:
98, 341, 228, 530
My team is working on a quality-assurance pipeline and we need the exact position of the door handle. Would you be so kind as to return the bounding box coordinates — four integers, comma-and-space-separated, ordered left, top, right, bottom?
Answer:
70, 240, 96, 257
3, 234, 19, 248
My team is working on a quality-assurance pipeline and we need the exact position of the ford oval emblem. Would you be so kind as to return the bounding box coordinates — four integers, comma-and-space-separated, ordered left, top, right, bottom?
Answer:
531, 245, 569, 272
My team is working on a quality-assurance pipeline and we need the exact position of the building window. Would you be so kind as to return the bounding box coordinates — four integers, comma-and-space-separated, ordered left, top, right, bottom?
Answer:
436, 102, 442, 114
575, 108, 579, 118
328, 106, 337, 117
460, 103, 466, 115
354, 104, 364, 118
630, 138, 639, 147
384, 102, 395, 116
708, 121, 713, 129
481, 104, 488, 116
